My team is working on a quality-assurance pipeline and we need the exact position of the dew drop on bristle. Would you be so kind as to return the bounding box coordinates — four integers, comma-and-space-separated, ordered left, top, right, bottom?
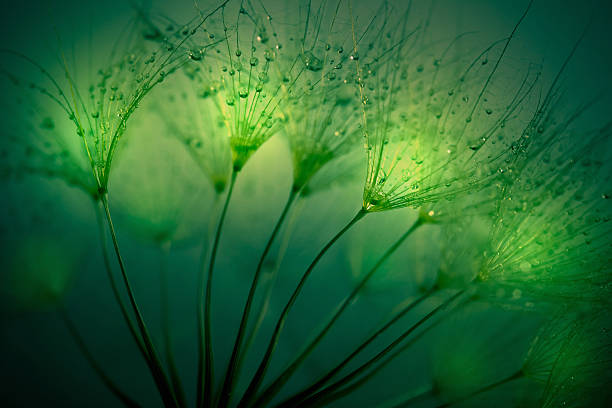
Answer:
302, 51, 323, 71
264, 50, 275, 61
143, 28, 162, 41
189, 50, 203, 61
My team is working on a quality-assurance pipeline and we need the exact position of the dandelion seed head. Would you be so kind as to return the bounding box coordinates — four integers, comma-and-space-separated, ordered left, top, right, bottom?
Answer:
353, 7, 541, 214
0, 74, 97, 196
477, 101, 612, 307
2, 8, 220, 192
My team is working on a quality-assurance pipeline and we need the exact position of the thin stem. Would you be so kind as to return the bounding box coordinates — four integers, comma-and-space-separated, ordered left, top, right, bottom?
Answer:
217, 187, 299, 407
299, 290, 466, 408
254, 217, 425, 406
332, 296, 475, 404
101, 193, 178, 408
159, 241, 187, 408
93, 199, 147, 359
276, 289, 436, 408
306, 297, 473, 408
435, 370, 523, 408
196, 192, 224, 408
58, 304, 141, 408
198, 170, 238, 408
238, 197, 306, 373
238, 208, 368, 407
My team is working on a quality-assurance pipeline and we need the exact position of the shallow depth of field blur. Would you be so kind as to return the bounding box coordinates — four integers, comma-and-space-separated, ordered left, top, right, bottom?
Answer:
0, 0, 611, 407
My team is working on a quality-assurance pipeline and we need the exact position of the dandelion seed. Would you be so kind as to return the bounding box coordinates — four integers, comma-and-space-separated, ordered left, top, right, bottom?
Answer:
353, 6, 541, 214
477, 106, 612, 306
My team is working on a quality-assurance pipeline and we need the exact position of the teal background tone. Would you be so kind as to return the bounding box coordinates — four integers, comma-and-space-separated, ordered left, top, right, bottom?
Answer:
1, 1, 610, 406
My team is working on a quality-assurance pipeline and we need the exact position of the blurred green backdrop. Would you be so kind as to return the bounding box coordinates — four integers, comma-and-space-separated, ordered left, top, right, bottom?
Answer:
0, 0, 610, 407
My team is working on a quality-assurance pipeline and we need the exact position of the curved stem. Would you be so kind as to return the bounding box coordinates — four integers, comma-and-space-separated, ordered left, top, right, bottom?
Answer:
299, 289, 466, 408
218, 187, 299, 407
276, 289, 436, 408
237, 197, 305, 373
304, 296, 473, 408
198, 170, 238, 408
196, 192, 223, 408
59, 304, 141, 407
93, 199, 147, 359
101, 193, 178, 408
159, 241, 187, 408
238, 208, 368, 407
254, 217, 425, 406
337, 296, 474, 404
435, 370, 523, 408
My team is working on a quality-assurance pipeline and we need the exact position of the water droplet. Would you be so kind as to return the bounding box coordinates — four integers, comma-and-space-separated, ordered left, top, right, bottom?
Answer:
249, 57, 259, 67
143, 28, 162, 41
485, 108, 493, 115
257, 30, 269, 44
189, 50, 203, 61
226, 97, 235, 106
264, 50, 275, 61
302, 51, 323, 71
239, 88, 249, 98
